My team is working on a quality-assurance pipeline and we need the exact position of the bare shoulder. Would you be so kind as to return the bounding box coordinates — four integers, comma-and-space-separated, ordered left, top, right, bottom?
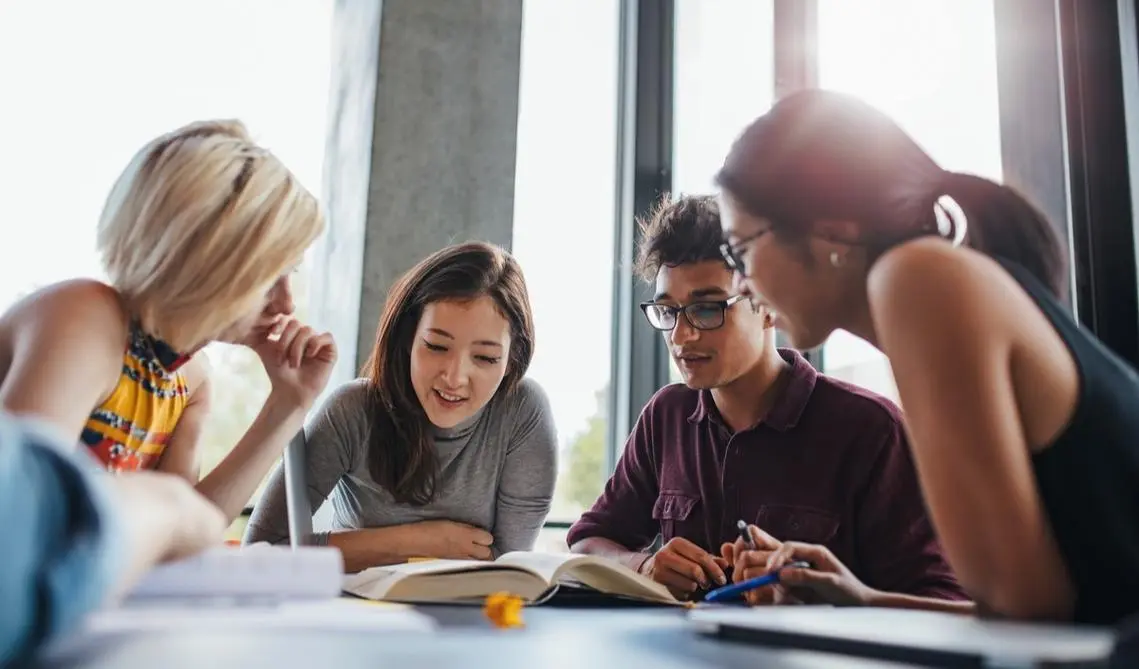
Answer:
0, 280, 130, 420
867, 239, 1021, 344
3, 279, 129, 352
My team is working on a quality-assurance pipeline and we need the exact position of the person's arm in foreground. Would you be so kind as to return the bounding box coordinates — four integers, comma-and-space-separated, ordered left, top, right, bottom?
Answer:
0, 415, 224, 666
870, 240, 1075, 620
750, 539, 976, 613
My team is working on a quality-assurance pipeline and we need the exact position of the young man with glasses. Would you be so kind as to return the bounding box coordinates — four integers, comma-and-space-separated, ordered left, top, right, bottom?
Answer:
567, 195, 965, 605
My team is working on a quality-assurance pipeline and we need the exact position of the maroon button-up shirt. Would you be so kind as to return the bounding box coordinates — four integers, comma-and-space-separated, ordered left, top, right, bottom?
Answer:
568, 349, 966, 600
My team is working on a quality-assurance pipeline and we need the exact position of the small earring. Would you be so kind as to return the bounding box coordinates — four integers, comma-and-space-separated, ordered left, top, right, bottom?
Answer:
829, 251, 846, 268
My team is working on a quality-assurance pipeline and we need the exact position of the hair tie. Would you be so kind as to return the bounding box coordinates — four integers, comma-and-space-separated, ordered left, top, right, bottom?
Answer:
932, 172, 969, 247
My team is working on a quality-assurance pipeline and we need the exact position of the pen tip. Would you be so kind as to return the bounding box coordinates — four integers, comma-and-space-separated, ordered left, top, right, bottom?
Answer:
736, 519, 748, 531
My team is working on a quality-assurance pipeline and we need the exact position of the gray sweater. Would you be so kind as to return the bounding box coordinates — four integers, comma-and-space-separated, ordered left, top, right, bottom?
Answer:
244, 377, 558, 553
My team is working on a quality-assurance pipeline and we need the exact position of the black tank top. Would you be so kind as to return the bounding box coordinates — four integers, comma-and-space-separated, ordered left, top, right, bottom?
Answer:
997, 258, 1139, 625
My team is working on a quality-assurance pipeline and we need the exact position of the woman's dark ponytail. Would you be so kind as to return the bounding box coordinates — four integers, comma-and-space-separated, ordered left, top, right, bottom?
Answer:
938, 172, 1067, 300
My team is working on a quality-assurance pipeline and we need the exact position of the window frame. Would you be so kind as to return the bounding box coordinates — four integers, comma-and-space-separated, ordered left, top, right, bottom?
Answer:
607, 0, 1139, 472
607, 0, 674, 471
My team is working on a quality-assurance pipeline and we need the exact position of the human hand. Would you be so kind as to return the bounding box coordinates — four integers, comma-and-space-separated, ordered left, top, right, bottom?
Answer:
245, 317, 337, 410
723, 524, 784, 605
413, 520, 495, 560
762, 541, 876, 606
641, 537, 728, 599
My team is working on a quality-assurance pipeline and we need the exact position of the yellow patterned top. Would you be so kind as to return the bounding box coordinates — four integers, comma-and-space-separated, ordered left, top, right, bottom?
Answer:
80, 322, 191, 471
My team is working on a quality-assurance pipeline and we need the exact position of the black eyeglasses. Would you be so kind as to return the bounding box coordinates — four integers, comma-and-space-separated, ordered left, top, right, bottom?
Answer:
640, 295, 747, 331
718, 229, 770, 277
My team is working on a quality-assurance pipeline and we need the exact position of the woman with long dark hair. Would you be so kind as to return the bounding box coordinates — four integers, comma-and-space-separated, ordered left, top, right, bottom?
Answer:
720, 89, 1139, 623
246, 242, 557, 573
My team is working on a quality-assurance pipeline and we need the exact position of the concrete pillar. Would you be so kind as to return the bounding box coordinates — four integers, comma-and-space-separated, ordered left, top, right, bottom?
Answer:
310, 0, 524, 383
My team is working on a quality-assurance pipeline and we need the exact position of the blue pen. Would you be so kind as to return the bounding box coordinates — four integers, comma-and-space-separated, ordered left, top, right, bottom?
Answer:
703, 560, 811, 603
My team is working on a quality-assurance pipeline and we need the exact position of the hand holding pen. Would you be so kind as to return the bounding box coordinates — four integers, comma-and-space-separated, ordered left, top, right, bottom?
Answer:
704, 559, 812, 603
720, 521, 785, 605
760, 540, 877, 606
720, 522, 877, 607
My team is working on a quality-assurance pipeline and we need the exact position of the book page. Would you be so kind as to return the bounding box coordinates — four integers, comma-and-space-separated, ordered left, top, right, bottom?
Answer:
496, 552, 679, 604
565, 559, 678, 604
343, 559, 521, 599
495, 551, 581, 583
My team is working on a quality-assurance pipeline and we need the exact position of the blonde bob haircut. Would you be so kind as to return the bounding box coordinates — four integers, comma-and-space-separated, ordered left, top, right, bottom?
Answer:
97, 119, 324, 352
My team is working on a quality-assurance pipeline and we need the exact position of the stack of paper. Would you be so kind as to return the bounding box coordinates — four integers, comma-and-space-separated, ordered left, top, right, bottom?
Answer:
126, 544, 343, 602
86, 599, 437, 634
85, 544, 437, 634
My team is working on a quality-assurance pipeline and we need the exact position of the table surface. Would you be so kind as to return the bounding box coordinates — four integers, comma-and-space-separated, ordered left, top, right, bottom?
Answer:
35, 605, 922, 669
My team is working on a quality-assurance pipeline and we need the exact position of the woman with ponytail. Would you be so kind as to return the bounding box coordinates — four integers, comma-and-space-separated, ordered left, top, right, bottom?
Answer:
718, 89, 1139, 624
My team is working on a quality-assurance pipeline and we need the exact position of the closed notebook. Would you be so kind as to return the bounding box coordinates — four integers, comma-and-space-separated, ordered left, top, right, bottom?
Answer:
89, 545, 438, 634
343, 551, 682, 606
127, 544, 343, 601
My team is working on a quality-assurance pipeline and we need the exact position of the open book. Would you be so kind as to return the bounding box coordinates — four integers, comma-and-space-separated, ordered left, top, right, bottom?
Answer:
343, 551, 681, 606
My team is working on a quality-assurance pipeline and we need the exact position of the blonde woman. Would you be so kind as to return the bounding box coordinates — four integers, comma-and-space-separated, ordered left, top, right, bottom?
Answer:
0, 119, 337, 525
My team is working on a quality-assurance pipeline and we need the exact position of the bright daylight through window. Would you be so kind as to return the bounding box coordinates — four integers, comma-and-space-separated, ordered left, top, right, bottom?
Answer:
512, 0, 620, 549
671, 0, 775, 383
816, 0, 1002, 402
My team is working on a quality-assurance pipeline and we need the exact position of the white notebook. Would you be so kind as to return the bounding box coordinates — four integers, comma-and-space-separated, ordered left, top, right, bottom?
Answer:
90, 544, 437, 634
126, 544, 343, 602
689, 606, 1116, 665
86, 599, 437, 634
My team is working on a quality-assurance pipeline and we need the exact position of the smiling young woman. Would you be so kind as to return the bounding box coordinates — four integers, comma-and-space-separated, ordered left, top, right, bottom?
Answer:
245, 242, 558, 573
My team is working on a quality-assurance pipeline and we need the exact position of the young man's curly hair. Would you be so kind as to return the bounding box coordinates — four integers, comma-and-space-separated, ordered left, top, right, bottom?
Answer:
634, 193, 726, 283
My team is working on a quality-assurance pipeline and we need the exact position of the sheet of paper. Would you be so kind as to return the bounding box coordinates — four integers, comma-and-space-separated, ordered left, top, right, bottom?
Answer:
84, 598, 437, 634
127, 545, 343, 601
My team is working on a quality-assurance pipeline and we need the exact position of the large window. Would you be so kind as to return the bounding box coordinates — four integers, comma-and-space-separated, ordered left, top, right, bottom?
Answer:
669, 0, 776, 386
662, 1, 1010, 403
0, 0, 331, 538
673, 0, 775, 197
814, 0, 1002, 401
512, 0, 620, 541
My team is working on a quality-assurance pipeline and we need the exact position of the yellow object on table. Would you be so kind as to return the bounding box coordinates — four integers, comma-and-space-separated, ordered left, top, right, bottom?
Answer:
484, 592, 525, 629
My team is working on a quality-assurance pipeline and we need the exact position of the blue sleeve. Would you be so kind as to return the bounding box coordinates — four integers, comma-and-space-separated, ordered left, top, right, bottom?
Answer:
0, 416, 123, 666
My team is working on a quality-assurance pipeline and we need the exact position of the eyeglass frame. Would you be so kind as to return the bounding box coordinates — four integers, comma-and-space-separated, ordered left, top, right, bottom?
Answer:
638, 294, 749, 332
718, 228, 771, 277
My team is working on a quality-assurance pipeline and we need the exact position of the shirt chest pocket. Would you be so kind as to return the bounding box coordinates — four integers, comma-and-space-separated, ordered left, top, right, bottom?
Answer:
652, 491, 703, 543
755, 505, 840, 545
